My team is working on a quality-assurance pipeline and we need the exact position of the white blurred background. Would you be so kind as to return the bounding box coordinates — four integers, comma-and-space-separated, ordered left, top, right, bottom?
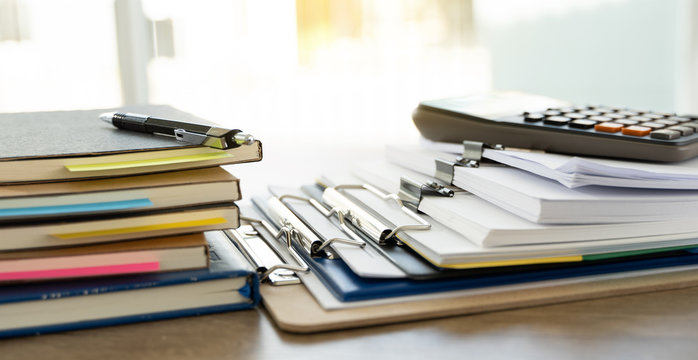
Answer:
2, 0, 695, 145
1, 0, 696, 195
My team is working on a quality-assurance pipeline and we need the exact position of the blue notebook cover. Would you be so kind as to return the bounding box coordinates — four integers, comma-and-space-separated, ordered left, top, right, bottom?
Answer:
0, 231, 260, 338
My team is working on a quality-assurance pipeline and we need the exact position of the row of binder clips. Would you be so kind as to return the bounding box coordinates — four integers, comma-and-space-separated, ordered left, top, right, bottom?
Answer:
225, 141, 501, 285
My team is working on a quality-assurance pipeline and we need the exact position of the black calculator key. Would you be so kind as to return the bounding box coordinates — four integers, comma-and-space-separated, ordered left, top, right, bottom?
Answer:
629, 116, 651, 122
615, 119, 639, 126
650, 129, 681, 140
579, 110, 601, 116
643, 113, 665, 120
668, 116, 692, 123
667, 125, 694, 136
656, 119, 679, 126
603, 113, 626, 120
616, 110, 639, 116
589, 115, 613, 122
569, 119, 597, 129
544, 116, 571, 125
524, 113, 545, 122
564, 112, 587, 119
682, 122, 698, 130
592, 107, 614, 113
641, 122, 666, 129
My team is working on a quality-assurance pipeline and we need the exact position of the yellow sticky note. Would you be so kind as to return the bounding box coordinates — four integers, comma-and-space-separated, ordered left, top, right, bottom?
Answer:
65, 152, 233, 172
52, 217, 228, 239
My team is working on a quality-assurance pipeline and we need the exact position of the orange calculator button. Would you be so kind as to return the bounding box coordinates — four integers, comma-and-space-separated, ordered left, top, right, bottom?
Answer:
621, 125, 652, 136
594, 122, 624, 133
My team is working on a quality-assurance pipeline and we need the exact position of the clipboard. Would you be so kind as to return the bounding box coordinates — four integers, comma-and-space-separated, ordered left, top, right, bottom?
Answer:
225, 200, 698, 333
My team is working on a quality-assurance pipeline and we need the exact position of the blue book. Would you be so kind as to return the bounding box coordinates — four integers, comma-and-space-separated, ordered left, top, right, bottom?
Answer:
0, 231, 260, 338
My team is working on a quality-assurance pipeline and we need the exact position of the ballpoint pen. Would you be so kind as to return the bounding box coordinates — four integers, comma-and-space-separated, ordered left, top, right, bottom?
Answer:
99, 111, 255, 150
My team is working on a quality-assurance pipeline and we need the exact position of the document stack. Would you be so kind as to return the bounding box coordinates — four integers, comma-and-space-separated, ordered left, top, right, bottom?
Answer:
232, 140, 698, 333
0, 105, 262, 337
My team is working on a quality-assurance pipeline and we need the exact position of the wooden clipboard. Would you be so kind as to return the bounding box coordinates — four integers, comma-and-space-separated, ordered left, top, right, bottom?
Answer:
261, 267, 698, 333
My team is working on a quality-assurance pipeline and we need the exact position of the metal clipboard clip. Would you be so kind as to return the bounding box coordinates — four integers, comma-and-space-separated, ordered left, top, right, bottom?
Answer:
268, 195, 365, 258
224, 216, 309, 285
434, 140, 504, 184
321, 183, 431, 246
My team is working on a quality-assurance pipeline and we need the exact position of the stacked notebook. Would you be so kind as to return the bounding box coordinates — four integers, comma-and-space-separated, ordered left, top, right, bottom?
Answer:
230, 140, 698, 333
0, 106, 262, 337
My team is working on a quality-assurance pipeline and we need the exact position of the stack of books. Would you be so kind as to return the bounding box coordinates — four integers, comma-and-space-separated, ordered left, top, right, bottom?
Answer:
233, 141, 698, 333
0, 105, 262, 337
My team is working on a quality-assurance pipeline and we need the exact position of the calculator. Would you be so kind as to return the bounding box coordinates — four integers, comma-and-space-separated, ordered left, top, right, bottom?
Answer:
412, 92, 698, 162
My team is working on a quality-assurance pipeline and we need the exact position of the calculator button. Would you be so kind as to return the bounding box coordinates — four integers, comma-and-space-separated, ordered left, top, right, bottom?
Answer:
655, 119, 679, 126
569, 119, 597, 129
621, 125, 651, 137
667, 125, 694, 136
615, 119, 639, 126
544, 116, 571, 125
578, 110, 601, 117
654, 112, 675, 117
524, 113, 545, 122
629, 116, 651, 122
563, 112, 587, 119
573, 105, 590, 111
650, 129, 681, 140
668, 116, 692, 123
641, 122, 666, 129
595, 122, 624, 133
589, 115, 613, 122
603, 113, 626, 119
557, 107, 576, 113
592, 107, 614, 113
681, 122, 698, 130
617, 110, 639, 116
543, 110, 562, 116
643, 113, 665, 120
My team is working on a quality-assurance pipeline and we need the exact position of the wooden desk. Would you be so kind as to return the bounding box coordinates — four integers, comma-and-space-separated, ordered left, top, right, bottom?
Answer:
2, 287, 698, 359
3, 142, 698, 358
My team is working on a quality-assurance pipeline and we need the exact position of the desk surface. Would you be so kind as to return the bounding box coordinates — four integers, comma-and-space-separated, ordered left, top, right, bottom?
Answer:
3, 142, 698, 358
3, 287, 698, 359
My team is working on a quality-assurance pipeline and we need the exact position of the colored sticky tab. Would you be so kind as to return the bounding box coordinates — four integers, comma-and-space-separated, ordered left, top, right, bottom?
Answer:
65, 152, 233, 172
52, 217, 229, 239
0, 262, 160, 281
0, 199, 153, 218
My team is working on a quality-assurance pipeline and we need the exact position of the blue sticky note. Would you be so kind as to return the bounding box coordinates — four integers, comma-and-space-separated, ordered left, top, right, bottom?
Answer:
0, 198, 153, 218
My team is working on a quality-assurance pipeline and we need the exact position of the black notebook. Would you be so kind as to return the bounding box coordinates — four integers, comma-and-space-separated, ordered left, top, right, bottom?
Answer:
0, 105, 262, 183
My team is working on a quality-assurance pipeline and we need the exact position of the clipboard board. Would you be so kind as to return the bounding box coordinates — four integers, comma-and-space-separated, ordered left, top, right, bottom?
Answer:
260, 266, 698, 333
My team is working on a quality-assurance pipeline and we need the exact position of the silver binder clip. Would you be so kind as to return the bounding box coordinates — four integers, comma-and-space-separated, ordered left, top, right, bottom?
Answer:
226, 216, 309, 285
398, 176, 454, 211
434, 141, 504, 184
456, 140, 505, 168
275, 194, 366, 256
322, 184, 431, 246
